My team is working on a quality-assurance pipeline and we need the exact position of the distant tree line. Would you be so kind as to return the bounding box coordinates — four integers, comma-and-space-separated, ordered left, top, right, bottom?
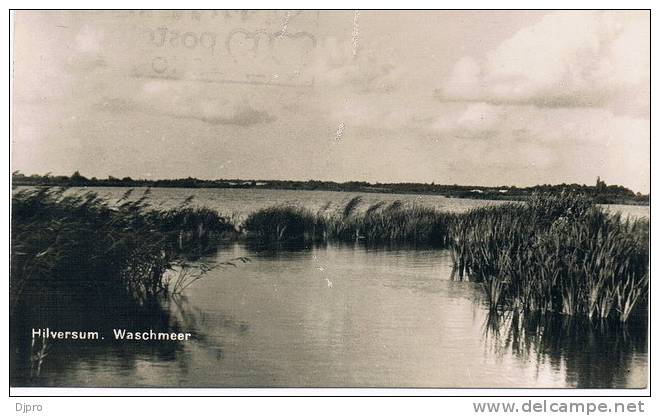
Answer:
11, 171, 649, 205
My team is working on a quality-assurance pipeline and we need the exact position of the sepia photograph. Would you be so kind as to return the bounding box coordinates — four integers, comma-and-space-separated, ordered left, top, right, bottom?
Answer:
9, 9, 650, 391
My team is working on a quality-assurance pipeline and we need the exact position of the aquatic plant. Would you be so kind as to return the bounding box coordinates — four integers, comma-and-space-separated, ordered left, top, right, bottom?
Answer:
12, 187, 648, 324
151, 205, 236, 251
448, 193, 649, 322
342, 196, 363, 218
10, 187, 241, 315
325, 201, 455, 244
164, 256, 250, 294
242, 198, 456, 245
242, 205, 323, 241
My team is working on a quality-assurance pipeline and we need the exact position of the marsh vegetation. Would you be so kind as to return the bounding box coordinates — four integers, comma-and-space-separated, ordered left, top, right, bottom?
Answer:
10, 187, 246, 318
12, 188, 648, 323
241, 193, 649, 322
10, 187, 649, 387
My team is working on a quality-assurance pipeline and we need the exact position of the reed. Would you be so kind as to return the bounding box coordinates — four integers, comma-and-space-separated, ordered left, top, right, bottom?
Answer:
324, 200, 455, 244
447, 192, 649, 322
242, 205, 323, 242
242, 199, 457, 245
151, 205, 236, 251
13, 188, 648, 324
10, 187, 240, 315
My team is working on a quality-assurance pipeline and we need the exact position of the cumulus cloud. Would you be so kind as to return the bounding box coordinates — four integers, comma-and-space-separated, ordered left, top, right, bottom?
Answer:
438, 11, 649, 115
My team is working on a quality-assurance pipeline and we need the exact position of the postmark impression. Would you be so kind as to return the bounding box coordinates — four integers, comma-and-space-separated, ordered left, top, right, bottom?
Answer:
125, 10, 320, 86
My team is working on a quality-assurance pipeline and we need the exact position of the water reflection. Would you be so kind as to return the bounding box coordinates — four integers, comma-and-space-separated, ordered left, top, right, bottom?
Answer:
243, 239, 316, 258
11, 242, 648, 388
483, 311, 648, 388
10, 289, 247, 386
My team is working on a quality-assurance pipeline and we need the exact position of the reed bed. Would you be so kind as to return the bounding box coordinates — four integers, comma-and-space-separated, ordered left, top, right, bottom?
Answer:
242, 205, 323, 242
242, 197, 456, 245
10, 187, 240, 315
12, 188, 648, 323
241, 192, 648, 322
324, 199, 455, 245
448, 193, 648, 322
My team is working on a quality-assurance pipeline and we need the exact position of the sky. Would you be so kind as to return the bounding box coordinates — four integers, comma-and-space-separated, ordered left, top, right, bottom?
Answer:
11, 10, 650, 192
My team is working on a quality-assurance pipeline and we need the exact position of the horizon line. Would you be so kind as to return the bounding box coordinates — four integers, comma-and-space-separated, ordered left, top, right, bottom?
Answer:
12, 170, 649, 195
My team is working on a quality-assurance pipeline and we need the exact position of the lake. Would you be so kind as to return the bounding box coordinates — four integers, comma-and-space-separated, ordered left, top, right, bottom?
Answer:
10, 188, 649, 388
46, 186, 651, 220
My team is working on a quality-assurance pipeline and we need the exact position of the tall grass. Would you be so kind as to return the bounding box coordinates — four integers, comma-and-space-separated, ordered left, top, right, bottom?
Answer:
325, 200, 454, 244
13, 188, 648, 324
10, 187, 241, 316
241, 192, 648, 322
448, 193, 648, 322
242, 198, 456, 245
242, 205, 323, 242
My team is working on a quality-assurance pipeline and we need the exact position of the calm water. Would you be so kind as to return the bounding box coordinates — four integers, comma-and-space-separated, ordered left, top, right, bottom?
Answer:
12, 241, 647, 388
11, 188, 648, 388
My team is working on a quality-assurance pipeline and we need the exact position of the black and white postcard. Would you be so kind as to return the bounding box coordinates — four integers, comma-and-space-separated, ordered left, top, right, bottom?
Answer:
9, 9, 650, 394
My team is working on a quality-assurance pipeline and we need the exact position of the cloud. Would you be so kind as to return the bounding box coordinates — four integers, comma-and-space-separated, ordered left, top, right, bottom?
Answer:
432, 102, 504, 139
432, 101, 648, 142
430, 102, 648, 186
429, 11, 649, 191
438, 11, 649, 115
96, 80, 276, 127
310, 37, 408, 94
191, 106, 276, 126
